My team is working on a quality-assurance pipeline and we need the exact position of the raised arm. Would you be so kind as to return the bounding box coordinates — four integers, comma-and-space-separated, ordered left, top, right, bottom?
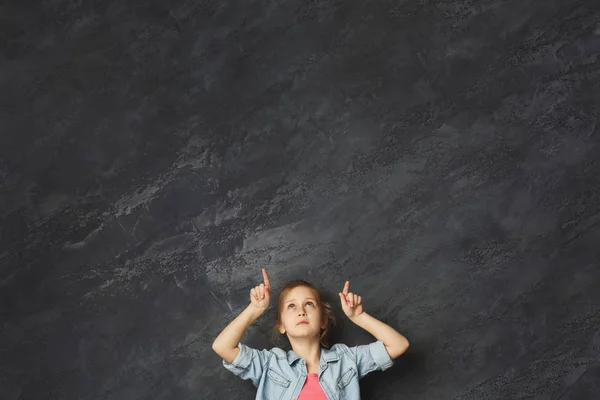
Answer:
212, 268, 271, 363
340, 280, 409, 360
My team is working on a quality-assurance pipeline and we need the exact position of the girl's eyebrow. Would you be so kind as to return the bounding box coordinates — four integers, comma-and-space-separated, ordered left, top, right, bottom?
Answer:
285, 297, 316, 304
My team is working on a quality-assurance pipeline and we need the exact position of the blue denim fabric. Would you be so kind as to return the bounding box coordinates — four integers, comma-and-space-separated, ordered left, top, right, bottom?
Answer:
222, 340, 394, 400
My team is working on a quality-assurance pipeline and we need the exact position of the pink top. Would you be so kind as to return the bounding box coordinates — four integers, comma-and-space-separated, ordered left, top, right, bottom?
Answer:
298, 373, 328, 400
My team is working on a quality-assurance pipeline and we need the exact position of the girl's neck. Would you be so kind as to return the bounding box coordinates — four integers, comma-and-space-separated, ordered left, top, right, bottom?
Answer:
290, 339, 321, 369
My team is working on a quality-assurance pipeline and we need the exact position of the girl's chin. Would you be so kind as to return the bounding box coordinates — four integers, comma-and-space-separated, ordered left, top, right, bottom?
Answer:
289, 331, 320, 338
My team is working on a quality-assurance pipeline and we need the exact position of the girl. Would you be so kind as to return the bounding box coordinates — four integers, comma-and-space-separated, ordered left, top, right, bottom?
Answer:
212, 269, 409, 399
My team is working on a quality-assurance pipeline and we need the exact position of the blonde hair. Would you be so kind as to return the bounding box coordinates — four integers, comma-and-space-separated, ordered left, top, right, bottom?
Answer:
271, 280, 336, 348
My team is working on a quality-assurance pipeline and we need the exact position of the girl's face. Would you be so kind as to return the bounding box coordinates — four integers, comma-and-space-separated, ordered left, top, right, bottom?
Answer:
278, 286, 326, 338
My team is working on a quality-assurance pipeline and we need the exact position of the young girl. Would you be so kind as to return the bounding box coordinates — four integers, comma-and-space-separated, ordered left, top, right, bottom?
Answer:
212, 269, 409, 399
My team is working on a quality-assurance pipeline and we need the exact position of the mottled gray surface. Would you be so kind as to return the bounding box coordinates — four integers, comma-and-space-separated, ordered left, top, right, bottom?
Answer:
1, 0, 600, 399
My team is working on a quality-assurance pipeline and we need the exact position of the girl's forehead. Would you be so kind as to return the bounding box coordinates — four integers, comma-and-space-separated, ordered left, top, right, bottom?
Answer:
283, 286, 317, 300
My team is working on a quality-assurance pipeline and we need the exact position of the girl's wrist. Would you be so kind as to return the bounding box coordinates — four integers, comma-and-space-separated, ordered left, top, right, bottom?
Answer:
349, 312, 365, 322
246, 303, 266, 320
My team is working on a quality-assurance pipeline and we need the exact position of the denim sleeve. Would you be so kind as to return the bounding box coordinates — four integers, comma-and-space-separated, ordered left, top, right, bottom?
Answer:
350, 340, 394, 379
222, 343, 272, 387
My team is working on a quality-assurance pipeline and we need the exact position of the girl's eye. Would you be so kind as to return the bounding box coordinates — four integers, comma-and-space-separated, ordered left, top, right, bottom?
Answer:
287, 302, 315, 309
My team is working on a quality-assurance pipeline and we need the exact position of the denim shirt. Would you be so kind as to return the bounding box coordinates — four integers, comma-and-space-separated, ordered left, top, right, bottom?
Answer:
222, 340, 394, 400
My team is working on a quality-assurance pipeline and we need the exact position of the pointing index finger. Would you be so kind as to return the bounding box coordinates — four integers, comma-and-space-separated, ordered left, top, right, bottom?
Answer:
342, 280, 349, 295
262, 268, 271, 289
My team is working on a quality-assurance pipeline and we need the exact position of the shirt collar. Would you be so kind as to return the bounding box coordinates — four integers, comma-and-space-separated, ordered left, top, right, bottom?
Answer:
286, 346, 340, 365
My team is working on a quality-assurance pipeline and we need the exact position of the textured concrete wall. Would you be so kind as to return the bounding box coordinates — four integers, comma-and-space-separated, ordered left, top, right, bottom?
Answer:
1, 0, 599, 399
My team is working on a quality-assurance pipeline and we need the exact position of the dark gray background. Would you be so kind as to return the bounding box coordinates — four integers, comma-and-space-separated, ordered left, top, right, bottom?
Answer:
1, 0, 600, 399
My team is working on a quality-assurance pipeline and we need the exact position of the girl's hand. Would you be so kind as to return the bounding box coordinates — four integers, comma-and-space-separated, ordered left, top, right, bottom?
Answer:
250, 268, 271, 313
339, 281, 364, 319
